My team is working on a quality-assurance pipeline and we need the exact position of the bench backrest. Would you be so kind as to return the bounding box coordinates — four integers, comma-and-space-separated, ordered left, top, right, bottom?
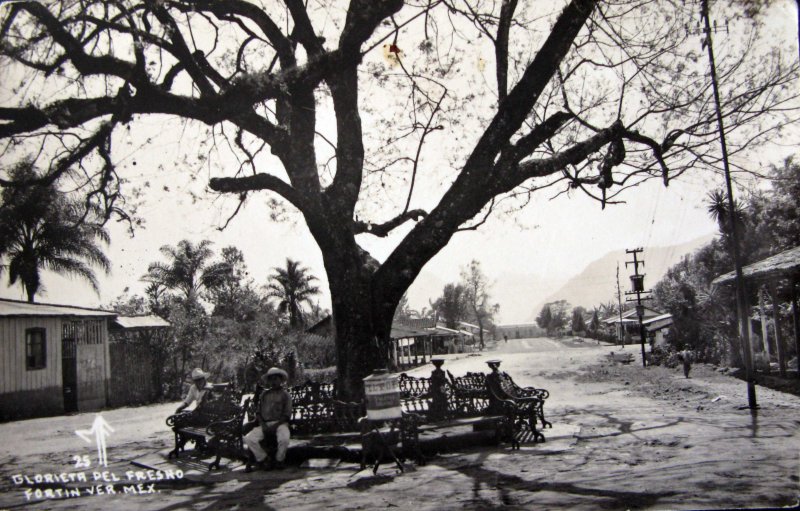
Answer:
188, 389, 243, 425
289, 380, 337, 406
398, 373, 432, 399
291, 399, 364, 435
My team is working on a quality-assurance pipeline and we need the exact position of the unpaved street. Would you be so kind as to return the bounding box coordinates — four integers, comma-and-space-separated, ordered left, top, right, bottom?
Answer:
1, 337, 799, 510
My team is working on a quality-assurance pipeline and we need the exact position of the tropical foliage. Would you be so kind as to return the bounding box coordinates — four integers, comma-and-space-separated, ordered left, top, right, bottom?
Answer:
0, 162, 110, 302
111, 241, 328, 398
653, 158, 800, 366
265, 258, 321, 329
536, 300, 571, 336
430, 283, 469, 330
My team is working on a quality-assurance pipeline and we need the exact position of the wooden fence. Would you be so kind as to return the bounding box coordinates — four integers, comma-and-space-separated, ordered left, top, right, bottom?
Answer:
108, 342, 159, 408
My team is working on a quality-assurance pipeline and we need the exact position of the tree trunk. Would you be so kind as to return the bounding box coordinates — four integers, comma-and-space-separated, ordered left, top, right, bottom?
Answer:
328, 278, 393, 400
317, 232, 395, 401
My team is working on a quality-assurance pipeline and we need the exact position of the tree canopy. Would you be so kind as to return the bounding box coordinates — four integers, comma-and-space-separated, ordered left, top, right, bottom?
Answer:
1, 0, 797, 396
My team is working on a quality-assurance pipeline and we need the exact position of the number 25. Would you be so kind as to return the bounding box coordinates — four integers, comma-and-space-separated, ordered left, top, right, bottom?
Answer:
73, 454, 91, 468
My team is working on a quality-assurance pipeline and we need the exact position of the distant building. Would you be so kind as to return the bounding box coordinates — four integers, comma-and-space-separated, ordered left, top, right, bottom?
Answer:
0, 299, 115, 420
602, 306, 672, 344
307, 315, 470, 370
495, 323, 542, 339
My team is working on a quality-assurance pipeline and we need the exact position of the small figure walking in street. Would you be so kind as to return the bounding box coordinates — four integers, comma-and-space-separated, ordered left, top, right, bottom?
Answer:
677, 348, 692, 378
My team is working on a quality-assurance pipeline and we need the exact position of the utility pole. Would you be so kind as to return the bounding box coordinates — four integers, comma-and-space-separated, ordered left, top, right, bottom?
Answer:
625, 248, 650, 368
698, 0, 757, 409
616, 263, 624, 346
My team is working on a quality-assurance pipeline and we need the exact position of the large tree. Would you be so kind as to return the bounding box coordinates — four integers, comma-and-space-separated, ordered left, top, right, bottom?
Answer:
0, 161, 110, 302
206, 246, 261, 321
0, 0, 797, 397
430, 283, 469, 330
461, 259, 497, 350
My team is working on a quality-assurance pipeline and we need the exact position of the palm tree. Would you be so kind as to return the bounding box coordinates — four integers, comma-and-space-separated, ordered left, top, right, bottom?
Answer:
706, 189, 746, 239
0, 162, 110, 302
142, 239, 224, 304
265, 259, 320, 329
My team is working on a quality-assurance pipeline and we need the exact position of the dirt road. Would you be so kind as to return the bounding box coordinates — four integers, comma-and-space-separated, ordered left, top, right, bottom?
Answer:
1, 338, 798, 510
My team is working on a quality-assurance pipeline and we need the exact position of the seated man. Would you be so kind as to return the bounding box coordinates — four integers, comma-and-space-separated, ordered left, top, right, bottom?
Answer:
244, 367, 292, 469
175, 368, 212, 414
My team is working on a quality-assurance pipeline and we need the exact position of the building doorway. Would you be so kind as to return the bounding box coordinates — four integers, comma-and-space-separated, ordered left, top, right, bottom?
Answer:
62, 338, 77, 412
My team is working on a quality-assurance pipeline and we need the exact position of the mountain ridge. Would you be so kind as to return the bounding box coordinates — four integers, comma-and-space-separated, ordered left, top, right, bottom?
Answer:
525, 233, 716, 321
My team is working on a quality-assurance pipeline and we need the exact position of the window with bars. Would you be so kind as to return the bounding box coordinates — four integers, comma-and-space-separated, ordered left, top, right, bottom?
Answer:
25, 328, 47, 370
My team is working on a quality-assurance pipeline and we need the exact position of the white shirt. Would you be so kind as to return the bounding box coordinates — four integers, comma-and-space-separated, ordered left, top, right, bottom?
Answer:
182, 384, 209, 407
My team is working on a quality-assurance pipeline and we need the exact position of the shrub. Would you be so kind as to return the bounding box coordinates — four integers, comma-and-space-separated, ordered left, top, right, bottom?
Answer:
753, 352, 771, 372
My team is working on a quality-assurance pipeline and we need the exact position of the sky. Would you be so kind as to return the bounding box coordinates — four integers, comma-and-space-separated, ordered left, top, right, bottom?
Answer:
1, 0, 798, 323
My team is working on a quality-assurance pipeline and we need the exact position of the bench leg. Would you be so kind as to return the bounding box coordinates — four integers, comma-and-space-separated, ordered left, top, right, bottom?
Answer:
528, 415, 546, 443
207, 437, 221, 471
168, 432, 188, 458
540, 414, 553, 429
168, 432, 179, 459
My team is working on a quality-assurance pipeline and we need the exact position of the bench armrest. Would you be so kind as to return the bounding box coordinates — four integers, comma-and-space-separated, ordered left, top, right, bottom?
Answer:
167, 411, 195, 429
514, 386, 550, 400
206, 417, 242, 438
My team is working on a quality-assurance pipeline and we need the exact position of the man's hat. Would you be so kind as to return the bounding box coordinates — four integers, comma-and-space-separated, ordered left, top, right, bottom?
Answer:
265, 367, 288, 380
191, 368, 211, 380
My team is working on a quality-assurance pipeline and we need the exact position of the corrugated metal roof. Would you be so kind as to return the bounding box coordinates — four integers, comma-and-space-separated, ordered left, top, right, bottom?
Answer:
603, 306, 663, 324
113, 315, 171, 329
431, 326, 461, 335
642, 313, 673, 325
395, 317, 437, 330
643, 313, 673, 331
391, 324, 430, 339
712, 245, 800, 286
0, 298, 115, 318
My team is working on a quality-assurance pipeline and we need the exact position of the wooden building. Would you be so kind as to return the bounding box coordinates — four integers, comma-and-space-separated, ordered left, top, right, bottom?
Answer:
602, 306, 665, 341
0, 298, 115, 420
712, 245, 800, 377
307, 315, 467, 370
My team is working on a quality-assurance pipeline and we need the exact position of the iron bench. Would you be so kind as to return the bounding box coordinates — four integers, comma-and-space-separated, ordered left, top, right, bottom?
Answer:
166, 388, 250, 470
486, 370, 551, 442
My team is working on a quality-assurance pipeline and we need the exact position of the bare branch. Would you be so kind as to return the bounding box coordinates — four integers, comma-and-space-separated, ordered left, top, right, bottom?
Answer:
209, 173, 304, 211
354, 209, 428, 237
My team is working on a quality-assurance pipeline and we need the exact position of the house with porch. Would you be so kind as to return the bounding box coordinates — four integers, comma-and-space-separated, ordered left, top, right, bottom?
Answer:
712, 245, 800, 376
602, 306, 672, 343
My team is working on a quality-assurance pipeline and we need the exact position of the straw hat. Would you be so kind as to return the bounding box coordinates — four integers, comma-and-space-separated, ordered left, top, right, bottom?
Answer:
190, 368, 211, 380
265, 367, 288, 380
